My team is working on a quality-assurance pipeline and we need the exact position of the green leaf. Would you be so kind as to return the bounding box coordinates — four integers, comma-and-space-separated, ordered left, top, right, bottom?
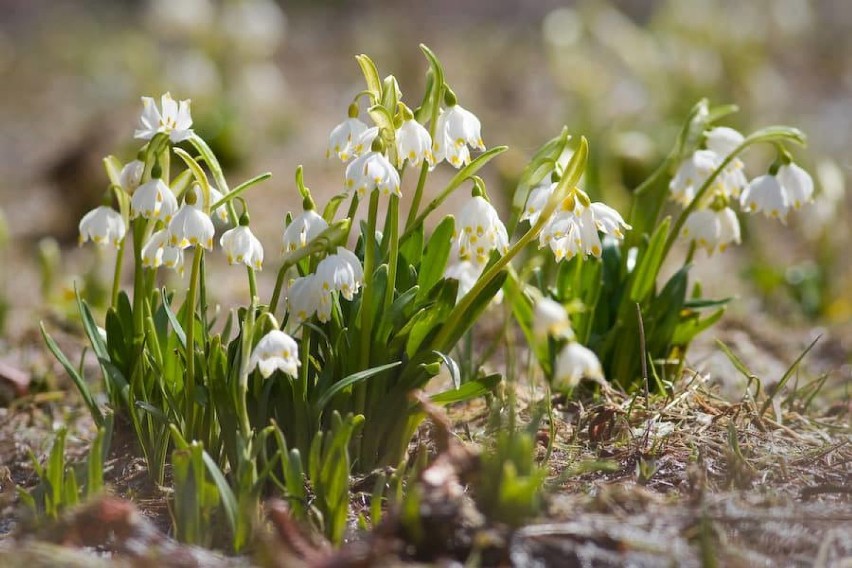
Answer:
173, 147, 213, 209
416, 215, 454, 301
41, 323, 103, 426
355, 54, 382, 102
430, 373, 501, 405
314, 361, 401, 412
629, 217, 671, 303
673, 308, 725, 344
201, 449, 239, 539
161, 288, 187, 348
209, 172, 272, 210
759, 335, 820, 417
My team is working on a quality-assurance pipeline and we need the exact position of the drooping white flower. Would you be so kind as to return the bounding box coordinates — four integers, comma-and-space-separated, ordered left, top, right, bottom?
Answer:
395, 119, 434, 168
141, 229, 184, 271
589, 202, 631, 240
78, 206, 125, 247
521, 182, 556, 226
119, 160, 145, 192
220, 225, 264, 270
287, 274, 332, 323
350, 127, 379, 159
316, 247, 364, 301
669, 150, 720, 207
168, 202, 215, 249
134, 93, 194, 143
681, 207, 741, 255
327, 117, 370, 162
188, 183, 230, 224
433, 105, 485, 168
282, 209, 328, 252
131, 179, 178, 222
705, 127, 744, 156
533, 297, 574, 341
740, 174, 789, 220
539, 198, 629, 261
444, 259, 484, 303
554, 342, 603, 389
344, 151, 401, 198
777, 163, 814, 209
248, 330, 300, 378
455, 196, 509, 266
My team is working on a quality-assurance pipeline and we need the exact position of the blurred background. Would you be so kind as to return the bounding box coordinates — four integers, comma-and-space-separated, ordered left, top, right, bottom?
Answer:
0, 0, 849, 373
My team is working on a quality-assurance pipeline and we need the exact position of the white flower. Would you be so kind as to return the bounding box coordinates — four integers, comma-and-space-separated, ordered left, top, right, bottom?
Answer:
671, 142, 747, 208
670, 150, 720, 207
740, 174, 789, 220
705, 127, 744, 156
395, 119, 433, 168
220, 225, 264, 270
539, 199, 629, 261
79, 206, 125, 247
283, 209, 328, 252
432, 105, 485, 168
134, 93, 193, 143
521, 182, 556, 226
168, 202, 215, 249
777, 163, 814, 209
188, 183, 229, 224
554, 342, 603, 389
444, 260, 498, 304
589, 202, 631, 239
534, 297, 574, 341
344, 151, 401, 198
681, 208, 741, 254
455, 196, 509, 266
248, 330, 300, 378
316, 247, 364, 301
131, 179, 178, 222
287, 274, 332, 323
327, 117, 370, 162
119, 160, 145, 192
141, 229, 184, 271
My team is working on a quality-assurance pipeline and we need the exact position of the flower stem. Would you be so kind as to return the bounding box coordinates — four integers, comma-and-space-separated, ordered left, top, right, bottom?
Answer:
359, 191, 380, 369
405, 162, 430, 230
184, 247, 204, 437
383, 195, 400, 314
111, 236, 126, 308
247, 266, 258, 304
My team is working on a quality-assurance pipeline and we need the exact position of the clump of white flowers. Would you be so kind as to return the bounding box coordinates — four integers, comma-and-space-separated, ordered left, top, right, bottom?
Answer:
670, 126, 814, 254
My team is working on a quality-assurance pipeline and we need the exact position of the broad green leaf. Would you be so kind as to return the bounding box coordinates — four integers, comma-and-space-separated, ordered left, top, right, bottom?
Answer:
314, 361, 402, 412
201, 449, 239, 539
430, 373, 501, 405
673, 308, 725, 344
416, 215, 454, 301
628, 217, 671, 303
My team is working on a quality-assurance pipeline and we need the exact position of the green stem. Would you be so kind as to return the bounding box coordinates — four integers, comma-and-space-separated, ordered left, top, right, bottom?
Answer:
111, 236, 126, 308
404, 163, 430, 230
382, 195, 400, 314
359, 191, 380, 369
131, 221, 146, 343
184, 247, 204, 437
247, 266, 258, 304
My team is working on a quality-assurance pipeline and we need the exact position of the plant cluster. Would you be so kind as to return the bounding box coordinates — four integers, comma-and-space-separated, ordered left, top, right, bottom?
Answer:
37, 45, 813, 549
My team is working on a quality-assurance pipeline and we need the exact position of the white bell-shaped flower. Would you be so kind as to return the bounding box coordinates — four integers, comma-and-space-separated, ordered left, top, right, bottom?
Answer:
316, 247, 364, 301
395, 119, 434, 168
344, 151, 401, 198
669, 150, 719, 207
681, 207, 741, 255
554, 342, 603, 389
141, 229, 184, 271
119, 160, 145, 192
444, 259, 485, 303
533, 297, 574, 341
705, 127, 744, 156
287, 274, 332, 323
740, 174, 789, 220
168, 200, 215, 249
455, 196, 509, 266
131, 179, 178, 222
283, 209, 328, 252
248, 329, 300, 378
134, 93, 194, 143
327, 116, 370, 162
588, 202, 631, 240
187, 183, 230, 224
539, 207, 583, 263
777, 163, 814, 209
79, 206, 125, 247
521, 182, 556, 226
433, 104, 484, 168
220, 224, 264, 270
